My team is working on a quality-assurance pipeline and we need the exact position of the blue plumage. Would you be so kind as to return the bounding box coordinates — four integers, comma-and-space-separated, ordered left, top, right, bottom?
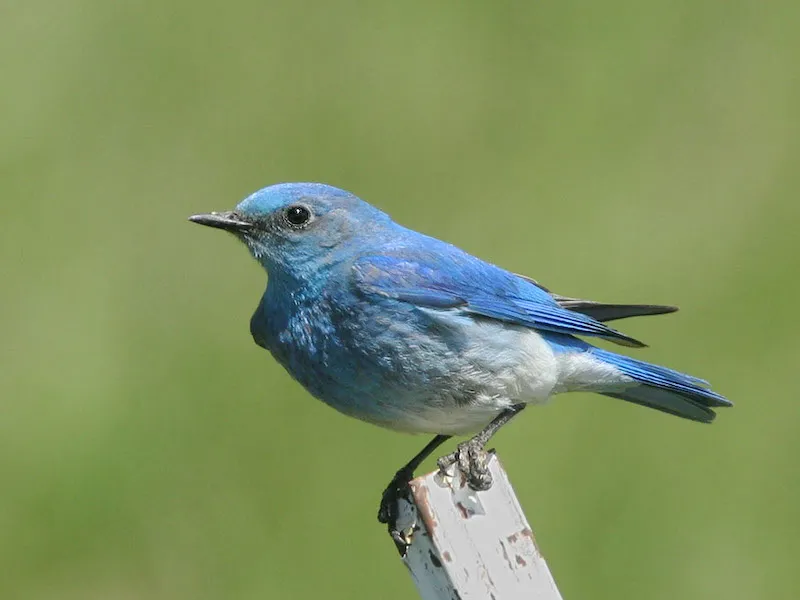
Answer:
190, 182, 731, 535
590, 348, 730, 422
191, 181, 731, 428
353, 253, 647, 347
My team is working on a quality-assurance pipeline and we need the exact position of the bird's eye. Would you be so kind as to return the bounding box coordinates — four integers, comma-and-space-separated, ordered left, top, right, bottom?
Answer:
284, 205, 312, 227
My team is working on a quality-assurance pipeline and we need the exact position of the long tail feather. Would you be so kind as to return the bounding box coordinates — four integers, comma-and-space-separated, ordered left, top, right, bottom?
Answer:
591, 348, 732, 423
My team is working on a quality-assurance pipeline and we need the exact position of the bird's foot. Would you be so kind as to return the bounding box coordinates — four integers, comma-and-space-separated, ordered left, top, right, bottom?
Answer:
378, 468, 414, 554
437, 439, 494, 491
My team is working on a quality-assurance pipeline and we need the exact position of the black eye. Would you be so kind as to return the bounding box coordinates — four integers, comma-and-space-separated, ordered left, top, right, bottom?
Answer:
284, 205, 312, 227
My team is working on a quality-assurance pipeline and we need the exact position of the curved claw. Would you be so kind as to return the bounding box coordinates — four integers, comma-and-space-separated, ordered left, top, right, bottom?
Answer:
378, 469, 414, 556
437, 440, 494, 491
378, 469, 411, 522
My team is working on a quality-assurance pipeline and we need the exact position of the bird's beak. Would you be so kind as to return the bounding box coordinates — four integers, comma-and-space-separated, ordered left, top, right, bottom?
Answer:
188, 211, 253, 232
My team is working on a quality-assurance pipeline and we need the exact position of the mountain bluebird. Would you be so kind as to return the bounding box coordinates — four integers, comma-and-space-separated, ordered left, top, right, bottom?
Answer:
190, 182, 730, 546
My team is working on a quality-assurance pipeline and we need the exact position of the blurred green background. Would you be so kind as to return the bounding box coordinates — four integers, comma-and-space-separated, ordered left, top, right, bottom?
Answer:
2, 1, 798, 598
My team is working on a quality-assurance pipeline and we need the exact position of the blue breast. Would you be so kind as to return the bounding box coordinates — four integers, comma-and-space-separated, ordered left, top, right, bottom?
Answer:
249, 273, 470, 425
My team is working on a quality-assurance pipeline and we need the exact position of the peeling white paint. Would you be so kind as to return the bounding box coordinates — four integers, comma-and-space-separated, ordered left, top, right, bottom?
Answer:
396, 455, 563, 600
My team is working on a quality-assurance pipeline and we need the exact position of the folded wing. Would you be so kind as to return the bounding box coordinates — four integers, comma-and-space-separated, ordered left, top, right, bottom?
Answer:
352, 254, 648, 348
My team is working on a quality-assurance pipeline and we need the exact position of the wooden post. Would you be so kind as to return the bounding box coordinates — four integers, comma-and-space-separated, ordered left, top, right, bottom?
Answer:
391, 453, 563, 599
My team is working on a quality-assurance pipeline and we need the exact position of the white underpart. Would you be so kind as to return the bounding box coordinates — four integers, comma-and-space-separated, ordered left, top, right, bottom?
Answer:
406, 312, 634, 435
554, 352, 635, 393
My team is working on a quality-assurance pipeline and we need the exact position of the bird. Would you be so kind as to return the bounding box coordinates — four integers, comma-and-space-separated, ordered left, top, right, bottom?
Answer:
189, 182, 730, 548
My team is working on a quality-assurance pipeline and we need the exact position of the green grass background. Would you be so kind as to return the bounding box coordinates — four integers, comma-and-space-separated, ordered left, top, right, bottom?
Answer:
2, 1, 798, 598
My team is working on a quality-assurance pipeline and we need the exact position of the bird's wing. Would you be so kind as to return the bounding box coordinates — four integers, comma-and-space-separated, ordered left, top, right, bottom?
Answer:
551, 296, 678, 322
351, 254, 646, 348
516, 274, 678, 323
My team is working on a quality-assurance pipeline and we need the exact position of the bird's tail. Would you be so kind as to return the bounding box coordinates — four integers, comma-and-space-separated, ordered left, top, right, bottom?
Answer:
591, 348, 732, 423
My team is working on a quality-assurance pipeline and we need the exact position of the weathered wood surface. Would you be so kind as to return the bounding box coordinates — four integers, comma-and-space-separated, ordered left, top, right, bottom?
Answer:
393, 454, 563, 599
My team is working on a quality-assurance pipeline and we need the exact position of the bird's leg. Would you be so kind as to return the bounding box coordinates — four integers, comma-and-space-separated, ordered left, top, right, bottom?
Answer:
437, 404, 526, 491
378, 434, 451, 550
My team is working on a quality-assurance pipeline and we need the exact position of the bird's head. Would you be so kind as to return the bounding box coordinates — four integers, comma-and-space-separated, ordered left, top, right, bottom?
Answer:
190, 182, 392, 279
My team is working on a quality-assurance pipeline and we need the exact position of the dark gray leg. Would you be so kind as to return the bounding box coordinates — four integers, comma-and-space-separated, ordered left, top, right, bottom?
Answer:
378, 434, 451, 552
437, 404, 526, 490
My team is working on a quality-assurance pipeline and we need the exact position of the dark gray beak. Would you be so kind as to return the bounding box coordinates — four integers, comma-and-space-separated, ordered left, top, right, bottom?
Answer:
188, 211, 253, 232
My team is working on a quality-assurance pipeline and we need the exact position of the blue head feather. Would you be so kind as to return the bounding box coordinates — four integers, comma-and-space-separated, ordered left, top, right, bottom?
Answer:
230, 182, 393, 280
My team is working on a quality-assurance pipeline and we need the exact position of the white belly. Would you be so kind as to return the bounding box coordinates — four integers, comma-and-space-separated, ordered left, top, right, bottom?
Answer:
376, 311, 633, 436
389, 315, 561, 435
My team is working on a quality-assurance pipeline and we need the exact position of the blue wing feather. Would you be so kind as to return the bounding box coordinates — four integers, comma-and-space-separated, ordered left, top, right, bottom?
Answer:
352, 252, 646, 348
